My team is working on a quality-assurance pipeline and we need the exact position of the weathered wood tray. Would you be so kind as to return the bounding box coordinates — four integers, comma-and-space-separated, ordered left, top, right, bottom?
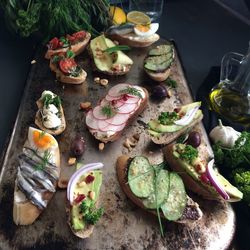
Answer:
0, 39, 235, 249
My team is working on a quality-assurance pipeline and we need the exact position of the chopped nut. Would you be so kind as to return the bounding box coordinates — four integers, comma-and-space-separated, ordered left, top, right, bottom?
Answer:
79, 102, 91, 110
99, 142, 105, 151
123, 138, 137, 151
68, 157, 76, 166
77, 181, 86, 187
89, 191, 95, 200
31, 60, 36, 64
94, 77, 100, 83
133, 133, 140, 141
100, 79, 109, 86
167, 88, 172, 98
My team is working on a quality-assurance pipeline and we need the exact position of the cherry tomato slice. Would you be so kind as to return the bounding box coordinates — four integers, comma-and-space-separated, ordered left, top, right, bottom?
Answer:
66, 34, 76, 42
49, 37, 59, 50
72, 31, 86, 40
59, 58, 77, 74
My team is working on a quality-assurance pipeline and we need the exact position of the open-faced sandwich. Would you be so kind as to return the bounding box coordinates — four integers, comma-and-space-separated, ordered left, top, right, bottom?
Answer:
148, 102, 203, 144
163, 131, 243, 202
66, 163, 104, 238
106, 10, 160, 48
86, 83, 148, 143
144, 44, 175, 82
35, 90, 66, 135
50, 50, 87, 84
89, 35, 133, 75
13, 127, 60, 225
116, 155, 203, 225
45, 31, 91, 59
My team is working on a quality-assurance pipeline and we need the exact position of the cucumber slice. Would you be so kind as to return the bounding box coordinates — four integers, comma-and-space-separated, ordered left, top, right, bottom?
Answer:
144, 53, 173, 65
148, 44, 173, 56
128, 156, 154, 198
161, 173, 187, 221
142, 169, 170, 209
144, 59, 173, 72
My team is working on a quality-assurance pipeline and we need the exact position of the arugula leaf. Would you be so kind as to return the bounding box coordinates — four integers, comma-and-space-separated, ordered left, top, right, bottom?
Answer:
104, 45, 130, 54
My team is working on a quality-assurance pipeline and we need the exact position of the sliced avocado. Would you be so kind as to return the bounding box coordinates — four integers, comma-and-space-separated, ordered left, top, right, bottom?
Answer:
215, 171, 243, 201
143, 169, 170, 209
144, 59, 172, 72
148, 44, 173, 56
161, 172, 187, 221
71, 171, 102, 231
144, 53, 173, 65
148, 129, 161, 137
90, 35, 112, 72
128, 156, 155, 198
180, 102, 201, 113
148, 120, 184, 133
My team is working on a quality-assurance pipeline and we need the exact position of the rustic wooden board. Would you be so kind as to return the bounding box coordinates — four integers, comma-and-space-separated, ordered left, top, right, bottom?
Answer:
0, 39, 235, 250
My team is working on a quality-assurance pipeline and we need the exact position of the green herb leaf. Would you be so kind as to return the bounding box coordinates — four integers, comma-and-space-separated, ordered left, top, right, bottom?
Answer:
165, 78, 177, 88
101, 105, 116, 118
158, 111, 178, 125
104, 45, 130, 54
120, 87, 143, 98
66, 50, 75, 58
42, 94, 61, 109
84, 207, 104, 225
35, 150, 52, 171
179, 145, 198, 163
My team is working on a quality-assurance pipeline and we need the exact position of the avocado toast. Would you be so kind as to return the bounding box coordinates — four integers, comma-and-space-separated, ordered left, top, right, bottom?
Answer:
116, 155, 203, 225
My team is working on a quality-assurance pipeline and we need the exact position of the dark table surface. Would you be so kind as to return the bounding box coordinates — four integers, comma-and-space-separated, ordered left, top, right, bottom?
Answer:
0, 0, 249, 248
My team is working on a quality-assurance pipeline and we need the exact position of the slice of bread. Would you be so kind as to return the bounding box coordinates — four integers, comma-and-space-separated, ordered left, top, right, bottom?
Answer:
87, 87, 149, 143
45, 32, 91, 59
107, 33, 160, 48
116, 155, 203, 224
49, 60, 87, 84
13, 142, 60, 225
144, 67, 171, 82
149, 112, 203, 145
35, 99, 66, 135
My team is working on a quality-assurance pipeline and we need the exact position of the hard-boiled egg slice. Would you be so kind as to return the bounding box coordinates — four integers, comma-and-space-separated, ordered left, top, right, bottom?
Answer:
27, 127, 57, 150
134, 23, 159, 37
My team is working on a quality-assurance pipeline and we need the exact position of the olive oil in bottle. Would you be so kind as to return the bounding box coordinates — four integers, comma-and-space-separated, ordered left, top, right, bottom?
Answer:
209, 86, 250, 127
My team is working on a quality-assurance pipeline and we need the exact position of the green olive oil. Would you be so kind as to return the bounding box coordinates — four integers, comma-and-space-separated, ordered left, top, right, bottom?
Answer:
209, 87, 250, 127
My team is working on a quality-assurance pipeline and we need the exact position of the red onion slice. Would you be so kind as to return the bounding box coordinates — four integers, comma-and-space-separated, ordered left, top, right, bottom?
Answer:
206, 159, 230, 200
67, 162, 104, 204
174, 106, 199, 126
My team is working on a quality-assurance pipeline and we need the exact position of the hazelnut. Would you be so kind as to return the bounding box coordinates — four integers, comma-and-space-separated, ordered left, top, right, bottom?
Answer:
99, 142, 105, 151
31, 60, 36, 64
68, 157, 76, 166
77, 181, 86, 187
100, 79, 109, 86
89, 191, 95, 200
79, 102, 91, 110
94, 77, 100, 83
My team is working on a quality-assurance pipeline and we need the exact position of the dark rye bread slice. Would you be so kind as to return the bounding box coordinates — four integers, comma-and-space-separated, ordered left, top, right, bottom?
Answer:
150, 112, 203, 145
107, 33, 160, 48
87, 45, 132, 76
89, 87, 149, 143
35, 98, 66, 136
163, 142, 221, 201
45, 32, 91, 59
116, 155, 203, 224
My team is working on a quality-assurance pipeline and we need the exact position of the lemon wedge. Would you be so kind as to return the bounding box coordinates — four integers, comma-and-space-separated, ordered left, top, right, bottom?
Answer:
127, 11, 151, 25
109, 6, 127, 25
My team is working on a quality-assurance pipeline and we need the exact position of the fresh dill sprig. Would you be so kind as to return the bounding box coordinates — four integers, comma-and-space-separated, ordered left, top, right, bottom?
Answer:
120, 87, 143, 98
35, 150, 52, 171
101, 105, 116, 118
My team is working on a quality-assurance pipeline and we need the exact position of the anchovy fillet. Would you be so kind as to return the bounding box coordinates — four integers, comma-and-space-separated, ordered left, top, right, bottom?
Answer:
106, 23, 135, 35
16, 168, 47, 210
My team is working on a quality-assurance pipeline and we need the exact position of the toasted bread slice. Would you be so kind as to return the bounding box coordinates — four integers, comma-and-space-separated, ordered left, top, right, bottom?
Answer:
145, 67, 171, 82
116, 155, 203, 224
35, 98, 66, 135
45, 32, 91, 59
87, 86, 149, 143
149, 112, 203, 145
49, 60, 87, 84
13, 129, 60, 225
107, 33, 160, 48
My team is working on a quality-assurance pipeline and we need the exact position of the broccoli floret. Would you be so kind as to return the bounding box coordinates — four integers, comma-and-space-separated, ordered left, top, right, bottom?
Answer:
233, 169, 250, 205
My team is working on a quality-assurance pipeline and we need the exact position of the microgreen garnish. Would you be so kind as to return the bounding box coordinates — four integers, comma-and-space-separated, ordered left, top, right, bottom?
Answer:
120, 87, 143, 98
35, 150, 52, 171
178, 145, 198, 163
104, 45, 130, 54
165, 77, 177, 88
101, 105, 116, 118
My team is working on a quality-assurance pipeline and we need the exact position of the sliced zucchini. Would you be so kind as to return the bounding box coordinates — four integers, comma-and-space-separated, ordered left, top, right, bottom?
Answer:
148, 44, 173, 56
142, 169, 170, 209
128, 156, 155, 198
161, 173, 187, 221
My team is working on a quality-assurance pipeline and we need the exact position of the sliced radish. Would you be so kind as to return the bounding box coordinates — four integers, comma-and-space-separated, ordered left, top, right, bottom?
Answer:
106, 94, 122, 101
86, 111, 99, 130
106, 113, 130, 125
93, 106, 111, 120
101, 98, 124, 108
97, 119, 110, 130
120, 95, 140, 104
108, 83, 131, 97
99, 123, 126, 132
174, 106, 199, 126
117, 103, 138, 114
